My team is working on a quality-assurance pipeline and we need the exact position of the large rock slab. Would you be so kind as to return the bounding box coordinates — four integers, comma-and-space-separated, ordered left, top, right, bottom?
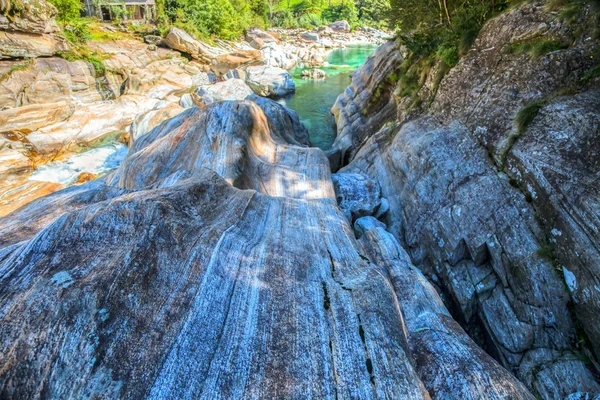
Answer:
163, 27, 226, 63
245, 65, 295, 98
0, 100, 425, 398
0, 99, 542, 399
0, 30, 67, 59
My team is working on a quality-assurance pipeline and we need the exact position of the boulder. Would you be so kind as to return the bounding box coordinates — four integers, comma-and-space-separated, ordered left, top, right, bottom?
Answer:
211, 50, 262, 76
196, 78, 253, 104
261, 42, 297, 70
300, 32, 319, 42
245, 66, 295, 98
163, 27, 226, 63
301, 68, 326, 79
143, 35, 162, 45
245, 27, 277, 49
329, 20, 351, 33
223, 68, 247, 81
317, 26, 334, 35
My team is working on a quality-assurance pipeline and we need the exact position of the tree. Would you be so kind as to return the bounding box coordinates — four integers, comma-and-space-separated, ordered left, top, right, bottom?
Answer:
47, 0, 82, 24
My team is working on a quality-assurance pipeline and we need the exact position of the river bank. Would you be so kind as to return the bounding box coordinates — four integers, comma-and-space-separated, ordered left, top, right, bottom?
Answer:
0, 7, 389, 216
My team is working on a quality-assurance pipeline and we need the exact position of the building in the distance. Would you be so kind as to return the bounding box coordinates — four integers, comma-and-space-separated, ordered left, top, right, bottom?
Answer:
81, 0, 156, 22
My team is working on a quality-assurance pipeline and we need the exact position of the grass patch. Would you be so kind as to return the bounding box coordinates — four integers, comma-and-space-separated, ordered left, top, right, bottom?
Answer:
509, 38, 570, 59
56, 50, 108, 76
0, 58, 34, 82
515, 101, 545, 134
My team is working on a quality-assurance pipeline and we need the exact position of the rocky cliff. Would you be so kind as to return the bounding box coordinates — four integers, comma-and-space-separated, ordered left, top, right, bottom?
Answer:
0, 96, 539, 399
333, 1, 600, 398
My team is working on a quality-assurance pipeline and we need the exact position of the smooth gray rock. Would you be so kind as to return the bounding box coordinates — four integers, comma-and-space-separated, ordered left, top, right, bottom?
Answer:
329, 21, 351, 33
300, 32, 319, 42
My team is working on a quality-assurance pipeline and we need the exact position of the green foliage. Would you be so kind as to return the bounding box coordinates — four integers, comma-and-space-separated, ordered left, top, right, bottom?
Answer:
163, 0, 263, 39
436, 45, 458, 67
63, 20, 92, 44
47, 0, 82, 24
322, 3, 358, 25
515, 101, 545, 134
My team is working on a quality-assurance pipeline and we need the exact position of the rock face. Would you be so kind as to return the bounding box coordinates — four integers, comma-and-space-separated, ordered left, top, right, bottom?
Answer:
332, 2, 600, 398
504, 91, 600, 363
0, 0, 67, 59
245, 65, 295, 98
0, 98, 538, 399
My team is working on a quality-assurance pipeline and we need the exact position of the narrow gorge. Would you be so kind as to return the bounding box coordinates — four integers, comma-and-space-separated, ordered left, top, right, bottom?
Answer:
0, 0, 599, 399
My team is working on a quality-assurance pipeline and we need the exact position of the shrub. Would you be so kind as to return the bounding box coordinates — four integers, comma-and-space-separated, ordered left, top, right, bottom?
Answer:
63, 20, 92, 44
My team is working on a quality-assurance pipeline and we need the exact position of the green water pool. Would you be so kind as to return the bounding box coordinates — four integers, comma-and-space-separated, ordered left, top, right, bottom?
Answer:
280, 45, 377, 150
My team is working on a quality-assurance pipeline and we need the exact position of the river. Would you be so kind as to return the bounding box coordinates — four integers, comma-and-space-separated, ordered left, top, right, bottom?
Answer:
281, 45, 377, 150
29, 45, 376, 185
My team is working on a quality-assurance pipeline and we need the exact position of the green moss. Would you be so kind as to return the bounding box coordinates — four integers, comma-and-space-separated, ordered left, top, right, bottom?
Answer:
0, 58, 33, 82
515, 101, 545, 134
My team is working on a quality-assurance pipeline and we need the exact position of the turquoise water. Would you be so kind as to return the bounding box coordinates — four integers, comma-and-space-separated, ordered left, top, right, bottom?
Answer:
279, 46, 377, 150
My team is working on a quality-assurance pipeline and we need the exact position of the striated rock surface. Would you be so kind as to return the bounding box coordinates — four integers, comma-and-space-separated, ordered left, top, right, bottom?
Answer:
0, 98, 536, 399
331, 2, 600, 398
0, 0, 67, 59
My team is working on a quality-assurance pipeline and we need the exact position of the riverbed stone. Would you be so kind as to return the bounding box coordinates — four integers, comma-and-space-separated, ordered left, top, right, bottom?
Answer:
245, 66, 295, 98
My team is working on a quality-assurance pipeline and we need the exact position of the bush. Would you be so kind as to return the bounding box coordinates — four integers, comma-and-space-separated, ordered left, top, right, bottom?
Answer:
322, 3, 358, 25
436, 44, 458, 67
63, 21, 92, 44
47, 0, 81, 24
